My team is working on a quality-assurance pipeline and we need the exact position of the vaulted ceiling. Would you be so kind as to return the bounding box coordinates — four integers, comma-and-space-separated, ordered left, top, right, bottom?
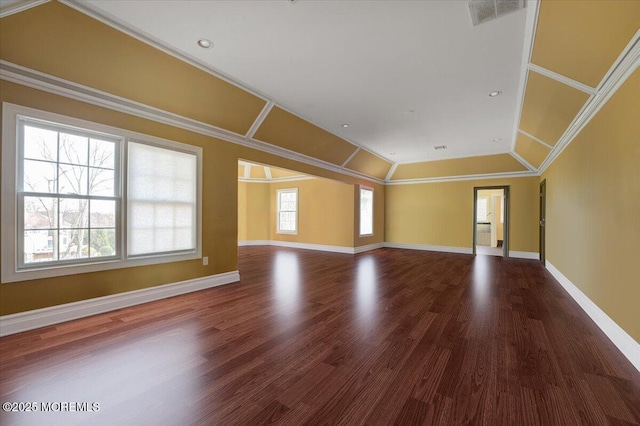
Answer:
1, 0, 638, 183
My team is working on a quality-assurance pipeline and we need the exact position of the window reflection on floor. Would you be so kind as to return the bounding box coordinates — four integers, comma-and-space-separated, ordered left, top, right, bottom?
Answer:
272, 251, 301, 317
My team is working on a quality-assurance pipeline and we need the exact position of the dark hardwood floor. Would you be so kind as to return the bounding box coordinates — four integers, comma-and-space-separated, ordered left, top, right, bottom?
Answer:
1, 247, 639, 425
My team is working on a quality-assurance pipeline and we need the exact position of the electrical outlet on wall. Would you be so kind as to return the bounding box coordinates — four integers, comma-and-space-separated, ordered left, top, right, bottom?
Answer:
202, 256, 208, 266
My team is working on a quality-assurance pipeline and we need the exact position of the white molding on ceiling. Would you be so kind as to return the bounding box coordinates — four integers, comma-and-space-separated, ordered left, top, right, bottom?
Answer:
518, 129, 553, 150
245, 101, 274, 139
0, 0, 49, 18
59, 0, 271, 104
357, 145, 394, 165
264, 166, 273, 180
597, 29, 640, 92
386, 171, 536, 185
538, 34, 640, 174
0, 60, 384, 185
341, 147, 361, 167
384, 163, 399, 182
527, 63, 597, 95
510, 0, 540, 152
239, 176, 315, 184
243, 163, 252, 179
509, 150, 538, 173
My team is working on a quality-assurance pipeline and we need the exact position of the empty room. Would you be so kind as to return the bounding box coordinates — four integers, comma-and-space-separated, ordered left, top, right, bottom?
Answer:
0, 0, 639, 425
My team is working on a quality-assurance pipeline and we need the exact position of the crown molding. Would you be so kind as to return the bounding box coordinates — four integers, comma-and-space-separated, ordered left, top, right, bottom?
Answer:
0, 0, 49, 18
509, 150, 538, 173
245, 101, 274, 139
0, 60, 384, 185
386, 171, 536, 185
526, 64, 597, 95
510, 0, 540, 152
239, 176, 315, 184
341, 146, 361, 167
538, 32, 640, 174
517, 129, 553, 150
384, 163, 399, 182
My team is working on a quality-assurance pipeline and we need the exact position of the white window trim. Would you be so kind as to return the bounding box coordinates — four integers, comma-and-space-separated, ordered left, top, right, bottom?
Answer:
276, 188, 298, 235
359, 185, 374, 237
1, 103, 202, 283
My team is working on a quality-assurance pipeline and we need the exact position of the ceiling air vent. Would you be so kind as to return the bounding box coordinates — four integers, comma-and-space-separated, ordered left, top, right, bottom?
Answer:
468, 0, 526, 26
434, 145, 447, 150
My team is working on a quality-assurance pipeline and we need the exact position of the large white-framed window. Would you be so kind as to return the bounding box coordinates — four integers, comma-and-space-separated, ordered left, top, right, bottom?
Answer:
276, 188, 298, 234
2, 103, 202, 283
359, 186, 374, 236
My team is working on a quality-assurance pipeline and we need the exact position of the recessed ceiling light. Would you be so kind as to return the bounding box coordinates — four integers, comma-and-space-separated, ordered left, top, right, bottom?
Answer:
197, 39, 213, 49
341, 123, 349, 128
390, 152, 397, 156
489, 91, 502, 97
493, 138, 502, 142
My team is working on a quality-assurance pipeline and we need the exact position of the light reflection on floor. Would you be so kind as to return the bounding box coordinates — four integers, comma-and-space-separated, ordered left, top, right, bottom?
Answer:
272, 251, 301, 317
355, 256, 378, 329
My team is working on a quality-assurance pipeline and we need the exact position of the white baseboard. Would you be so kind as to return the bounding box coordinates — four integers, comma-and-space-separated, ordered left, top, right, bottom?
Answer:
546, 262, 640, 372
238, 240, 270, 247
239, 240, 359, 254
0, 270, 240, 337
383, 242, 473, 255
354, 243, 385, 254
509, 250, 539, 259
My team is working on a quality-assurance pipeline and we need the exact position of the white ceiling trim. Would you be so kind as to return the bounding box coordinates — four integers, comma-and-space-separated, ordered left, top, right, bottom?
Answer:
59, 0, 271, 103
527, 63, 597, 95
509, 150, 538, 173
245, 101, 274, 139
510, 0, 540, 153
386, 171, 537, 185
264, 166, 272, 180
239, 176, 315, 184
341, 146, 361, 167
0, 60, 384, 184
384, 163, 399, 182
518, 129, 553, 149
538, 33, 640, 174
243, 164, 251, 179
0, 0, 49, 18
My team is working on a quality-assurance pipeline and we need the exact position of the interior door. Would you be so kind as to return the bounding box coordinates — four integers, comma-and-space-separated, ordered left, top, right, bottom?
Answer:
539, 180, 546, 263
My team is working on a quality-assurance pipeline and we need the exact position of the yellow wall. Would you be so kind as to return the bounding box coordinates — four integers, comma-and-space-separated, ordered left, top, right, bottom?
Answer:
541, 69, 640, 342
241, 182, 270, 241
238, 181, 247, 241
269, 179, 355, 247
386, 177, 539, 252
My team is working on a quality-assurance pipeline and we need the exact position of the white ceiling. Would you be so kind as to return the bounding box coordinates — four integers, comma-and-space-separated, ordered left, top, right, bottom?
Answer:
79, 0, 527, 164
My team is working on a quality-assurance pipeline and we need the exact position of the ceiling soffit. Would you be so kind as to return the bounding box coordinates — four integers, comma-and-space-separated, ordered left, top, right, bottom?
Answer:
531, 0, 640, 88
391, 154, 528, 181
514, 132, 551, 169
344, 150, 393, 181
253, 107, 358, 167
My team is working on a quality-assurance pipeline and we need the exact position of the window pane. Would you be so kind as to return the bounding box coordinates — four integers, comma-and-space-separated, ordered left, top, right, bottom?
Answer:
59, 164, 88, 195
23, 125, 58, 162
24, 230, 57, 263
128, 142, 197, 256
89, 167, 115, 196
59, 229, 88, 260
90, 229, 116, 258
59, 133, 88, 165
279, 211, 296, 231
60, 198, 89, 229
89, 138, 116, 169
477, 198, 488, 222
23, 160, 57, 193
90, 199, 116, 227
24, 196, 57, 229
360, 188, 373, 235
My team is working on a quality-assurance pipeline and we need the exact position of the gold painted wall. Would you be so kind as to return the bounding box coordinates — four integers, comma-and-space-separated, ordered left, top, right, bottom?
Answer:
269, 179, 355, 248
238, 181, 247, 241
239, 182, 270, 241
541, 69, 640, 342
0, 81, 240, 315
385, 177, 539, 252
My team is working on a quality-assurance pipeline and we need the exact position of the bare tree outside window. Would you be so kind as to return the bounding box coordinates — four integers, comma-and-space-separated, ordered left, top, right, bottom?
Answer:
21, 122, 118, 265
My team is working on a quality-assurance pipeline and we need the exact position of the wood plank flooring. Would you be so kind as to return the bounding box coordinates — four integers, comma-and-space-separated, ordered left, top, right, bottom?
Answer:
1, 247, 639, 425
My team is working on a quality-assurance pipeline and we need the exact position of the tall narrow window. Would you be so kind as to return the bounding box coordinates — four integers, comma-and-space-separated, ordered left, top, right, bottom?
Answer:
128, 142, 197, 256
18, 118, 120, 267
276, 188, 298, 234
360, 187, 373, 236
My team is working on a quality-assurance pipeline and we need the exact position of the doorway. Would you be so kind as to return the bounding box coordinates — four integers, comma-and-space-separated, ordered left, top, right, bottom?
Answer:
539, 180, 546, 264
473, 186, 509, 257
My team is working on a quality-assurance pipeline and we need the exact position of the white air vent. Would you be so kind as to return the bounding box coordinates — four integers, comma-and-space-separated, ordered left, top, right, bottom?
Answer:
469, 0, 526, 26
434, 145, 447, 150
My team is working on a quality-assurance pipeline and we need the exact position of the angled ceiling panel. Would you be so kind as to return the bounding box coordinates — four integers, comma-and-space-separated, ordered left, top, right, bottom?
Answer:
0, 1, 266, 135
519, 71, 590, 147
269, 168, 304, 179
344, 150, 393, 180
531, 0, 640, 88
249, 166, 266, 179
514, 133, 551, 169
238, 164, 245, 178
253, 107, 358, 166
391, 154, 527, 181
